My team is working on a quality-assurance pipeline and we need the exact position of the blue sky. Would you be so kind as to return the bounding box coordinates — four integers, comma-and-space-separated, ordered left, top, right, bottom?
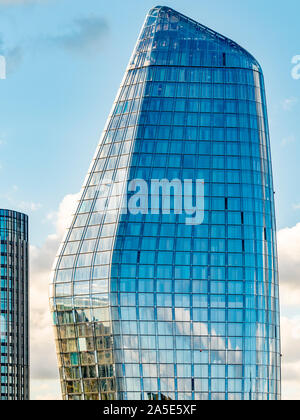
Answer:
0, 0, 299, 400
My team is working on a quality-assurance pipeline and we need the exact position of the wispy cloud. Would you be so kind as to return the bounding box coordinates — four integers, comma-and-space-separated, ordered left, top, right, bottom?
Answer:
30, 192, 79, 399
5, 46, 23, 75
0, 0, 45, 4
282, 97, 298, 111
0, 188, 42, 213
281, 134, 296, 147
0, 14, 109, 74
281, 316, 300, 400
0, 33, 23, 75
0, 136, 6, 146
49, 15, 109, 55
18, 201, 42, 212
278, 223, 300, 303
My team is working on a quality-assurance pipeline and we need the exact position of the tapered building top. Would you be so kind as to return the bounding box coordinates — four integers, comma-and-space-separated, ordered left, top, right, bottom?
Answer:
128, 5, 261, 73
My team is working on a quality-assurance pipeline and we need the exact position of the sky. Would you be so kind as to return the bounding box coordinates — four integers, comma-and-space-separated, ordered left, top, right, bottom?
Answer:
0, 0, 299, 400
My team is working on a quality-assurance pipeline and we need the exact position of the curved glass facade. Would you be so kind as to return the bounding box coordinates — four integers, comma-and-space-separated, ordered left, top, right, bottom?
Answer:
0, 209, 29, 400
50, 6, 281, 400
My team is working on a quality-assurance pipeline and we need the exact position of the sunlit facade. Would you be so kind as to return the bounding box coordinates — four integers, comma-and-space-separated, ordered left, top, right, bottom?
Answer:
0, 209, 29, 400
50, 6, 281, 400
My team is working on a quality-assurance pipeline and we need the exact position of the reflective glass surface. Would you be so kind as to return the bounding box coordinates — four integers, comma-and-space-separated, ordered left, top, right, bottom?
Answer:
0, 209, 29, 400
51, 6, 281, 400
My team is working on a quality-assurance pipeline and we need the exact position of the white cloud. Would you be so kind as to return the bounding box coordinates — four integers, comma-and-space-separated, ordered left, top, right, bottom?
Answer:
45, 192, 79, 235
19, 201, 42, 212
282, 97, 298, 111
0, 0, 45, 4
281, 135, 296, 147
0, 186, 43, 214
31, 380, 62, 401
30, 192, 79, 400
278, 223, 300, 305
277, 223, 300, 399
0, 136, 6, 146
281, 316, 300, 400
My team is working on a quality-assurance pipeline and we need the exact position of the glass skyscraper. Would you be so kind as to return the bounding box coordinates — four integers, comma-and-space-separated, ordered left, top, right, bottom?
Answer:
50, 6, 281, 400
0, 209, 29, 400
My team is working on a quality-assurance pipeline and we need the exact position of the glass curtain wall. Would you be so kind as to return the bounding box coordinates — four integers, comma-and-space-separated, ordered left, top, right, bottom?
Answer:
0, 209, 29, 400
50, 6, 281, 401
